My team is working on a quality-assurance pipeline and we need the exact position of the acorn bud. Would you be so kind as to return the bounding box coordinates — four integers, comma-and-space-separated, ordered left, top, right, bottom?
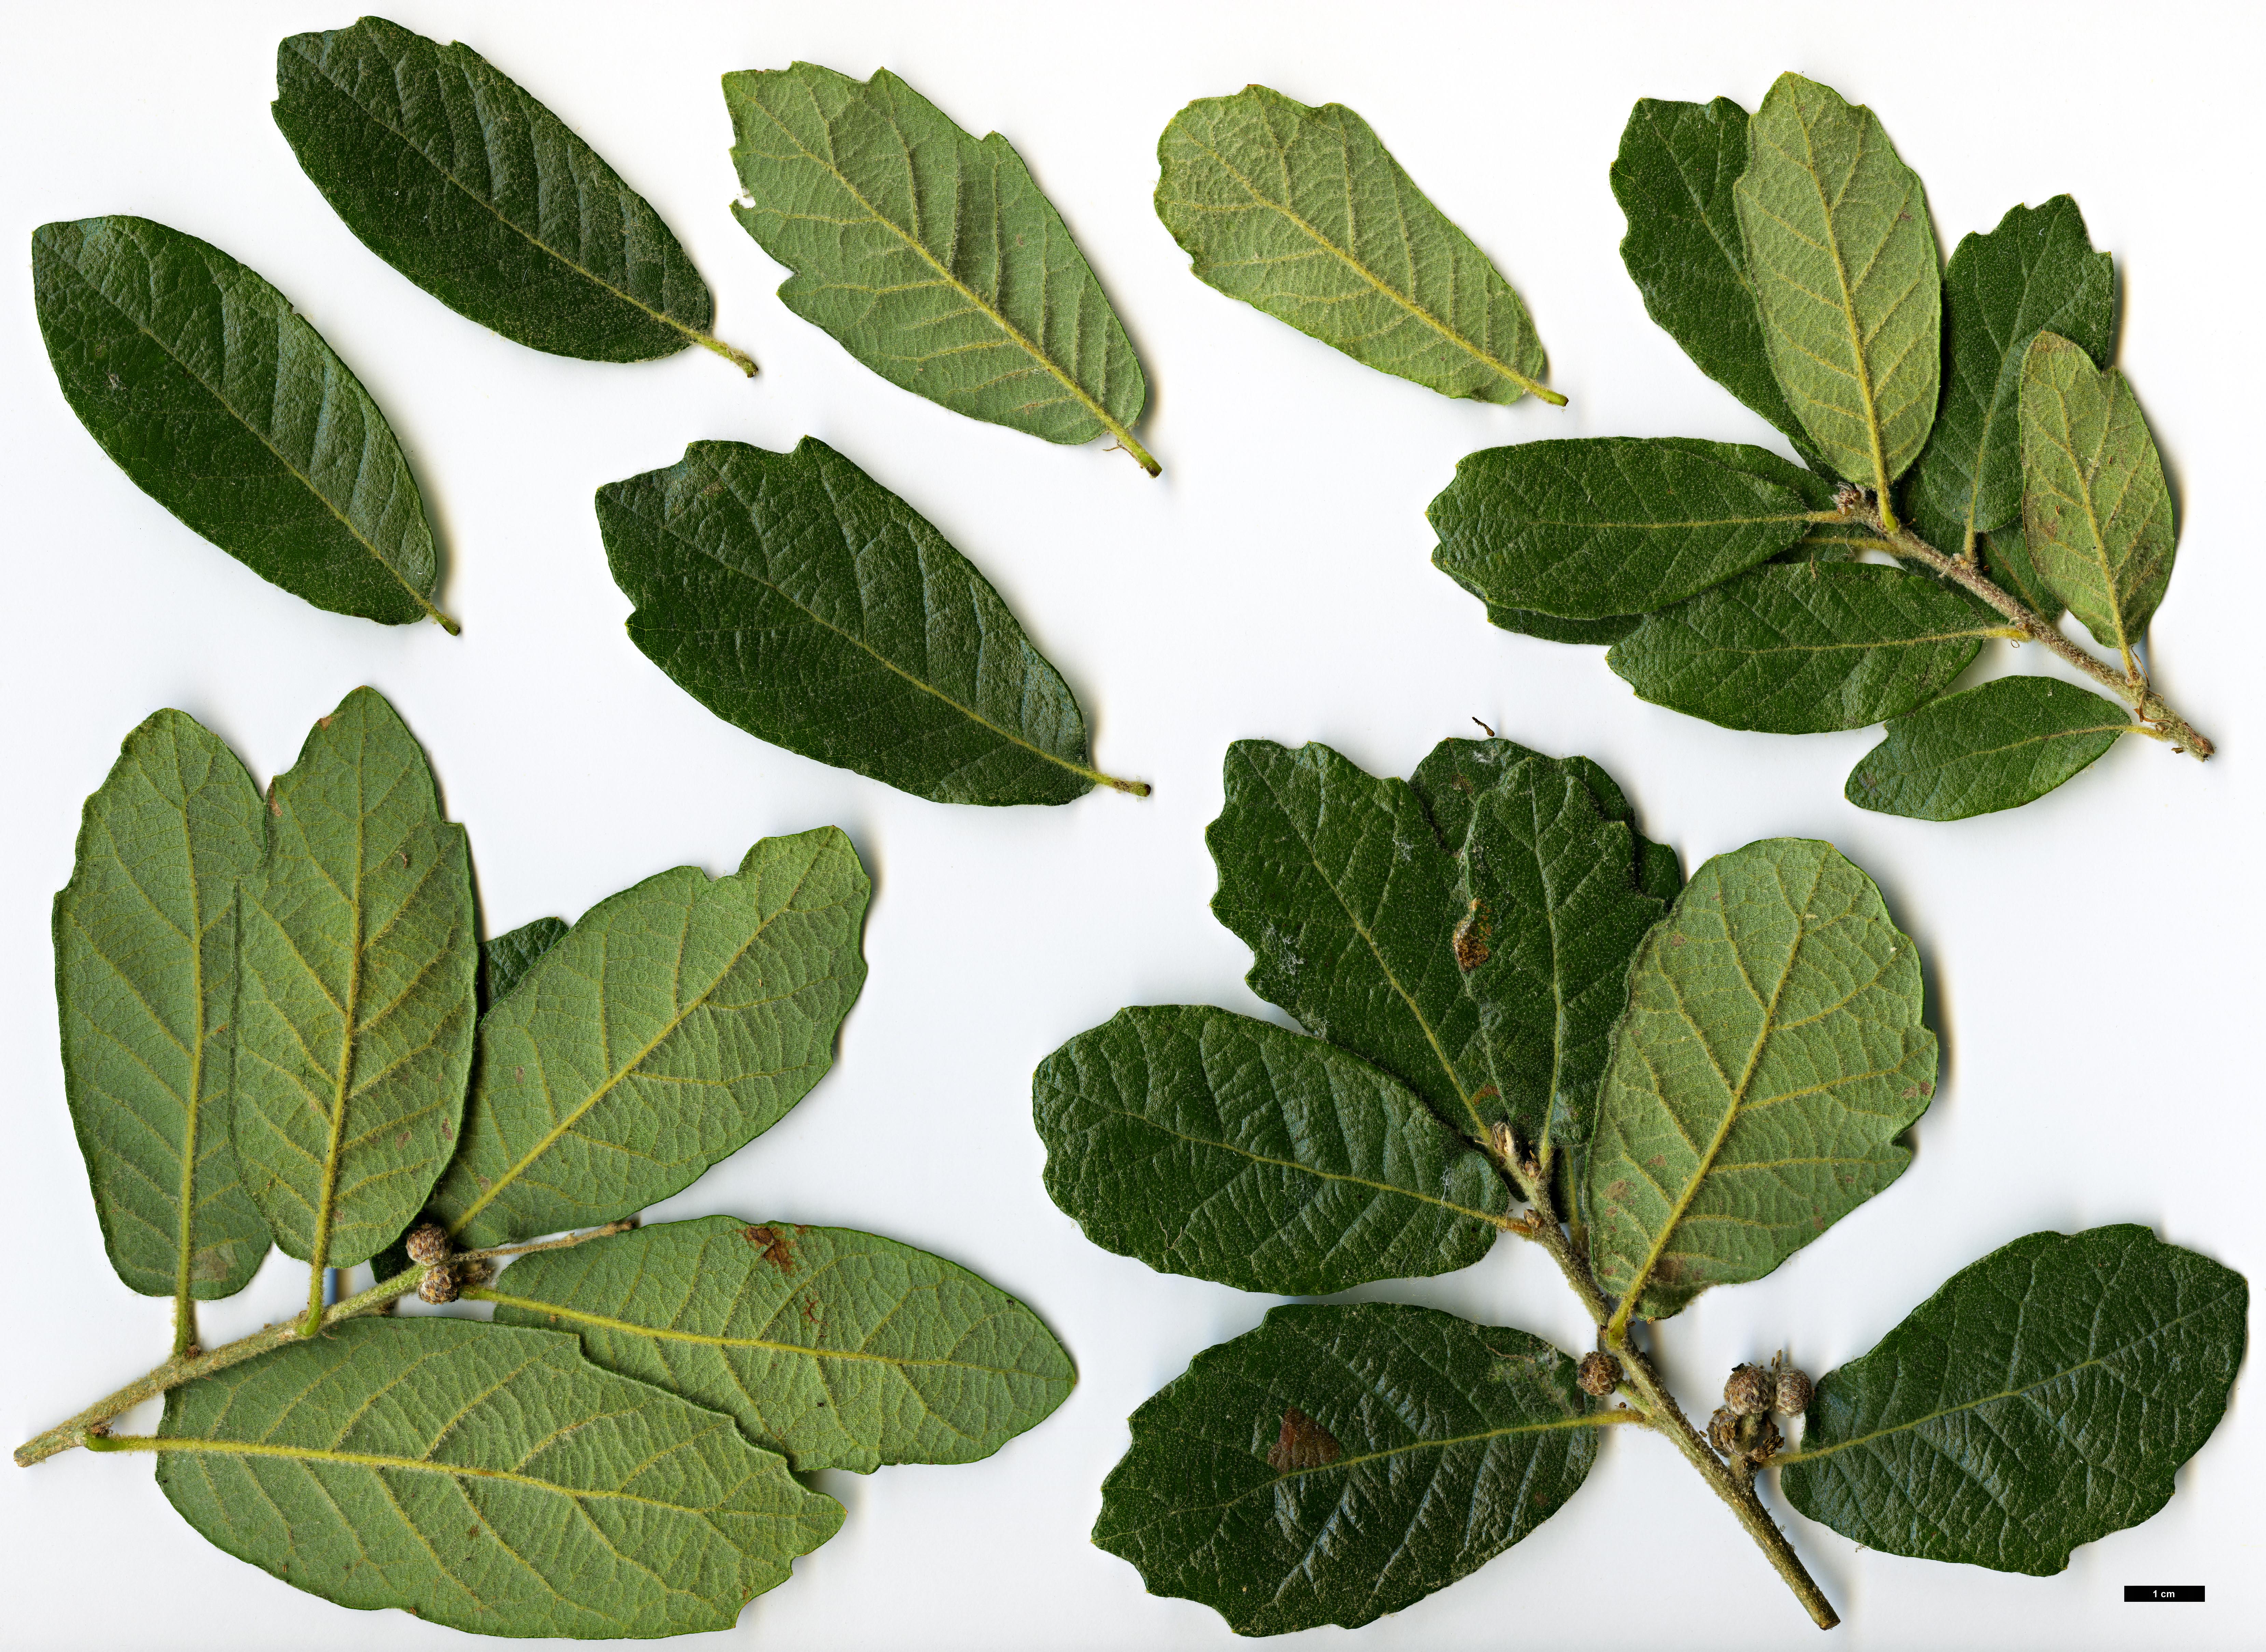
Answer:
416, 1266, 458, 1305
1576, 1351, 1623, 1397
404, 1222, 450, 1266
1747, 1415, 1784, 1463
1707, 1406, 1741, 1456
1724, 1362, 1772, 1416
1774, 1366, 1814, 1415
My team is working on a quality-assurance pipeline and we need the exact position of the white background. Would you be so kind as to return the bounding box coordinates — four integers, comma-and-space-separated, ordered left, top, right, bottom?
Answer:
1, 2, 2258, 1648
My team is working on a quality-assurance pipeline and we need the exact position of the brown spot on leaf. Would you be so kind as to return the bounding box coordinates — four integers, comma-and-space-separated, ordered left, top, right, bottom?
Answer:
1267, 1406, 1341, 1473
800, 1297, 822, 1323
396, 1129, 411, 1148
1607, 1179, 1630, 1204
441, 1119, 455, 1140
1452, 899, 1492, 971
743, 1224, 798, 1272
1471, 1083, 1499, 1105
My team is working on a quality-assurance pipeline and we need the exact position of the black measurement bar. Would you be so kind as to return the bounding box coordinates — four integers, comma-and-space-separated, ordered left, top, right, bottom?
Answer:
2124, 1585, 2204, 1602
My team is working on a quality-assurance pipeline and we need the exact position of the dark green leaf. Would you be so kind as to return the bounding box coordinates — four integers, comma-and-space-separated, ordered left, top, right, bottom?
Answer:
232, 690, 475, 1282
1429, 437, 1816, 621
1156, 85, 1554, 405
30, 216, 450, 629
275, 17, 741, 370
429, 827, 868, 1249
2019, 332, 2177, 661
1735, 74, 1941, 498
1608, 563, 2011, 733
1845, 675, 2128, 820
1909, 197, 2115, 547
483, 1215, 1073, 1473
479, 915, 566, 1010
1585, 838, 1936, 1321
1782, 1226, 2247, 1574
1093, 1303, 1603, 1635
1485, 604, 1640, 645
1980, 522, 2065, 623
1611, 96, 1830, 469
724, 64, 1151, 470
55, 710, 269, 1302
598, 438, 1137, 807
146, 1318, 840, 1637
1031, 1005, 1507, 1294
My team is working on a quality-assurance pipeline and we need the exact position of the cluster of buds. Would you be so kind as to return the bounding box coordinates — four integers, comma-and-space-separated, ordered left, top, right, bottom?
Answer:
405, 1222, 461, 1304
1707, 1352, 1812, 1467
1575, 1350, 1624, 1398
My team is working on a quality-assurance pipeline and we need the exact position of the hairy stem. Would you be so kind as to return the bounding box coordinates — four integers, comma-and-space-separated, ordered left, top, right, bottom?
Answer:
170, 1296, 196, 1362
1850, 505, 2212, 759
13, 1221, 635, 1468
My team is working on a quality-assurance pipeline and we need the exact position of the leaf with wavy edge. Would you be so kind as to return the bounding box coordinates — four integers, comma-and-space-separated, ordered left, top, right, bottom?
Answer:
484, 1215, 1072, 1473
126, 1317, 840, 1638
231, 690, 475, 1318
1157, 84, 1556, 406
1585, 837, 1936, 1323
1845, 675, 2127, 821
1735, 73, 1941, 502
56, 709, 270, 1306
724, 63, 1152, 471
1032, 1005, 1507, 1294
1093, 1302, 1605, 1635
1781, 1226, 2246, 1574
429, 827, 868, 1249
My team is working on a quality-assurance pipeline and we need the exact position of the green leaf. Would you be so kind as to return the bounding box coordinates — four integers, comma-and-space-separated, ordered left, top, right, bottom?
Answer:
1781, 1226, 2247, 1574
1585, 838, 1936, 1322
724, 64, 1152, 471
598, 438, 1139, 807
482, 1215, 1073, 1473
1845, 675, 2128, 820
1485, 604, 1641, 645
480, 915, 566, 1010
2019, 332, 2177, 661
1734, 73, 1942, 500
1031, 1006, 1507, 1294
1980, 521, 2065, 623
1156, 85, 1556, 406
1611, 96, 1829, 468
1093, 1302, 1603, 1635
1608, 563, 2011, 733
275, 17, 745, 372
55, 710, 269, 1303
142, 1318, 840, 1637
232, 690, 475, 1300
1409, 742, 1672, 1154
429, 827, 868, 1249
1909, 198, 2115, 547
30, 216, 451, 630
1429, 437, 1817, 621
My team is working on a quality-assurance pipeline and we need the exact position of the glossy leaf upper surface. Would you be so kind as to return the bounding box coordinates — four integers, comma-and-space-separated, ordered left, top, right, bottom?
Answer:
1845, 675, 2127, 820
487, 1215, 1073, 1473
1429, 437, 1815, 621
232, 689, 475, 1270
599, 438, 1112, 806
429, 827, 868, 1248
275, 17, 718, 364
1093, 1303, 1601, 1635
1157, 85, 1551, 404
55, 710, 269, 1300
1782, 1226, 2246, 1574
154, 1318, 840, 1638
1608, 563, 2006, 733
1585, 838, 1936, 1320
479, 915, 566, 1009
725, 64, 1148, 463
31, 216, 444, 627
1735, 74, 1941, 496
1032, 1005, 1507, 1294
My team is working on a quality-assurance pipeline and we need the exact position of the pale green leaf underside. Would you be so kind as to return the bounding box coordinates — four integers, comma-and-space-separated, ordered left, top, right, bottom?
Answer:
598, 438, 1113, 806
1782, 1225, 2246, 1574
1586, 838, 1936, 1321
485, 1215, 1073, 1474
1094, 1302, 1602, 1635
2019, 332, 2176, 659
232, 688, 475, 1271
56, 709, 269, 1301
1845, 675, 2127, 821
1032, 1005, 1507, 1295
30, 216, 445, 627
1735, 73, 1941, 497
151, 1318, 840, 1638
430, 828, 869, 1249
724, 63, 1149, 464
1156, 84, 1552, 405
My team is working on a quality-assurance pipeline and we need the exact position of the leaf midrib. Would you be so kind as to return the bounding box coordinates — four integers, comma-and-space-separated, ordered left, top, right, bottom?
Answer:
1781, 96, 1893, 497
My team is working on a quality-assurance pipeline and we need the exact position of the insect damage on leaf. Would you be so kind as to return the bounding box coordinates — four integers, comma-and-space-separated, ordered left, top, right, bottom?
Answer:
1267, 1407, 1342, 1472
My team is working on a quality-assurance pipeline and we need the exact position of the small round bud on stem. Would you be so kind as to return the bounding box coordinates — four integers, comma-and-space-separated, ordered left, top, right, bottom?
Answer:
416, 1267, 458, 1305
1747, 1416, 1784, 1464
1774, 1366, 1813, 1415
405, 1223, 451, 1266
1725, 1362, 1772, 1416
1708, 1405, 1741, 1457
1576, 1351, 1623, 1397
